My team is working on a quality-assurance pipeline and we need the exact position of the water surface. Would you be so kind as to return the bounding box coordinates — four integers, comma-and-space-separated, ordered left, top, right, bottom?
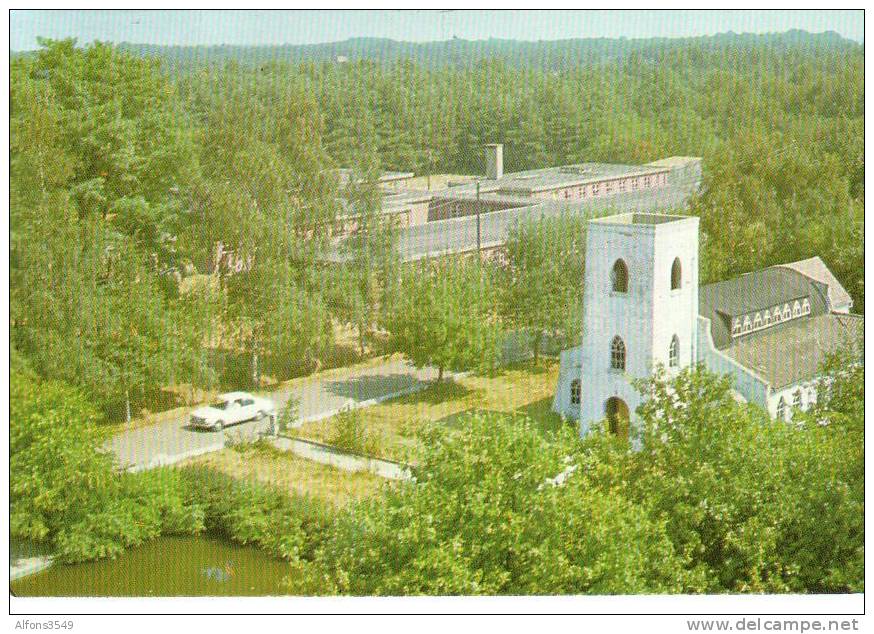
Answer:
12, 535, 291, 596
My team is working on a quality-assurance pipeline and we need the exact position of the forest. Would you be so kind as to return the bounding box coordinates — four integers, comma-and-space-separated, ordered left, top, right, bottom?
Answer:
9, 33, 864, 594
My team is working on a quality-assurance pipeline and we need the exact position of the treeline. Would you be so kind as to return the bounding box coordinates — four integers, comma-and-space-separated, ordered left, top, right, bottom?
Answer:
100, 30, 857, 71
10, 37, 864, 420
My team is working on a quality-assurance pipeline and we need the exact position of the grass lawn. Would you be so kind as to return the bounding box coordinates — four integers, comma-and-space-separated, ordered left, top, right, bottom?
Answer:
291, 358, 567, 462
180, 442, 385, 507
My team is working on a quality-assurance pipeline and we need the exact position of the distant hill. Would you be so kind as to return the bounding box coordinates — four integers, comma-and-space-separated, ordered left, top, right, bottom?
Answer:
13, 29, 857, 71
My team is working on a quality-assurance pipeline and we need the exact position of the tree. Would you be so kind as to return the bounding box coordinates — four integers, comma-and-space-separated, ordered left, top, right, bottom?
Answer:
10, 370, 202, 562
501, 214, 587, 364
334, 150, 400, 356
383, 258, 500, 381
11, 197, 177, 419
294, 412, 696, 595
597, 365, 866, 593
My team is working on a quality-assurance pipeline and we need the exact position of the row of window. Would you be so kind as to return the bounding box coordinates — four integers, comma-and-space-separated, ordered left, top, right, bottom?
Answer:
731, 298, 811, 337
610, 257, 682, 294
558, 174, 667, 200
609, 335, 680, 372
775, 387, 816, 420
570, 334, 681, 405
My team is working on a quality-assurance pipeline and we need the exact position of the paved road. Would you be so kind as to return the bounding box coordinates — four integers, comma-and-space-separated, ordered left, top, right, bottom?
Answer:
109, 357, 442, 471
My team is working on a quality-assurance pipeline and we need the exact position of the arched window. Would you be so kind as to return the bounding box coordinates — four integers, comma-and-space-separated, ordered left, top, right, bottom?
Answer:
777, 397, 787, 421
772, 307, 782, 323
669, 335, 679, 368
610, 336, 626, 371
763, 309, 771, 325
743, 316, 752, 333
753, 313, 762, 329
570, 379, 581, 405
611, 259, 628, 293
793, 389, 803, 410
802, 298, 810, 314
782, 304, 792, 320
670, 257, 682, 290
793, 301, 801, 317
732, 318, 742, 336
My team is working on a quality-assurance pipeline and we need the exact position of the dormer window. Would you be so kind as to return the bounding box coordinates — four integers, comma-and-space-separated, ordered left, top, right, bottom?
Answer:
793, 301, 802, 318
782, 304, 792, 320
802, 298, 810, 314
611, 259, 628, 293
742, 316, 752, 333
732, 318, 742, 336
753, 313, 762, 329
763, 309, 771, 325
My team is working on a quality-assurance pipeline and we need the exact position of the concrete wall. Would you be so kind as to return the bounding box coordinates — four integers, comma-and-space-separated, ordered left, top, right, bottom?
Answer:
408, 200, 430, 226
552, 346, 582, 420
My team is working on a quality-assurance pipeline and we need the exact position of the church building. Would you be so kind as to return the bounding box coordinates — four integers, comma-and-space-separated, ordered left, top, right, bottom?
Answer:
552, 212, 862, 438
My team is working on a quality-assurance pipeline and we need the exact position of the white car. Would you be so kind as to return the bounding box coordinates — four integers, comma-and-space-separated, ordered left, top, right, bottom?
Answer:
189, 391, 276, 431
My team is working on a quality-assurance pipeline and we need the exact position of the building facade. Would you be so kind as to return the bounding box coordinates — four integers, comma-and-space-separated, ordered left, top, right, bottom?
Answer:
553, 213, 862, 438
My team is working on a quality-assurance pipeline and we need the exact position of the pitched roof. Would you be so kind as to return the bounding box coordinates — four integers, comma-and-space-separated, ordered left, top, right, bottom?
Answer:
698, 267, 830, 349
721, 313, 862, 389
777, 256, 853, 310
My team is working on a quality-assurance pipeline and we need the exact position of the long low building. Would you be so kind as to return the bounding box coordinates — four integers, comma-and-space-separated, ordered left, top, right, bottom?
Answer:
328, 153, 702, 262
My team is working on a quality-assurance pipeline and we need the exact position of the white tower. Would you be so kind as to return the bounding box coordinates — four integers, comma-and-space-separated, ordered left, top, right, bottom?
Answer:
578, 213, 699, 438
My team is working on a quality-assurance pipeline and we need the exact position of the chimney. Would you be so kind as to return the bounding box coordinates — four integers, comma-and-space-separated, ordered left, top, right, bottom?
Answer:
485, 143, 503, 180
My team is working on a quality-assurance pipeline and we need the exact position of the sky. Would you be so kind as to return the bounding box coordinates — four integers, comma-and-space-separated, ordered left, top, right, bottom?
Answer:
10, 9, 864, 51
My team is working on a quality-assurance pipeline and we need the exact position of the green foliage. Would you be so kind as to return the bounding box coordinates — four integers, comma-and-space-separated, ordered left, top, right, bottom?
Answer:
328, 407, 382, 456
292, 413, 696, 595
276, 396, 301, 433
501, 214, 587, 362
179, 466, 334, 562
384, 257, 500, 380
10, 371, 204, 563
596, 365, 865, 593
10, 371, 114, 544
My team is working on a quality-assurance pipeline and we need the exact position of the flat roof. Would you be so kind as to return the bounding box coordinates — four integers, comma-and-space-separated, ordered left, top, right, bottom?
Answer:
590, 212, 695, 226
492, 162, 670, 194
325, 166, 700, 262
646, 156, 702, 168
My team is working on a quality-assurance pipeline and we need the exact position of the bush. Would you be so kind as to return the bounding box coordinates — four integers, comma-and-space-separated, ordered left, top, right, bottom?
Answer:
328, 407, 381, 456
277, 396, 300, 433
178, 466, 334, 561
298, 412, 696, 595
603, 365, 865, 593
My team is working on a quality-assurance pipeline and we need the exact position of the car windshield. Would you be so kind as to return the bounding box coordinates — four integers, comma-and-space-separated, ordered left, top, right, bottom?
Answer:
210, 401, 230, 410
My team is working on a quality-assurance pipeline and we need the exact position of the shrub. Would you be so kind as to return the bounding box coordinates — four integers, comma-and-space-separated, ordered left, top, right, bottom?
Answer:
301, 412, 695, 595
328, 407, 381, 456
277, 396, 300, 433
178, 466, 334, 561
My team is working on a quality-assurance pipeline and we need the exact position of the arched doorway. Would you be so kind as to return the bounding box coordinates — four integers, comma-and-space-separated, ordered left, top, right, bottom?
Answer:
605, 397, 630, 439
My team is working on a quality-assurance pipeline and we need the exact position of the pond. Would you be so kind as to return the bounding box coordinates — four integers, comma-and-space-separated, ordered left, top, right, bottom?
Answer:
11, 535, 292, 597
